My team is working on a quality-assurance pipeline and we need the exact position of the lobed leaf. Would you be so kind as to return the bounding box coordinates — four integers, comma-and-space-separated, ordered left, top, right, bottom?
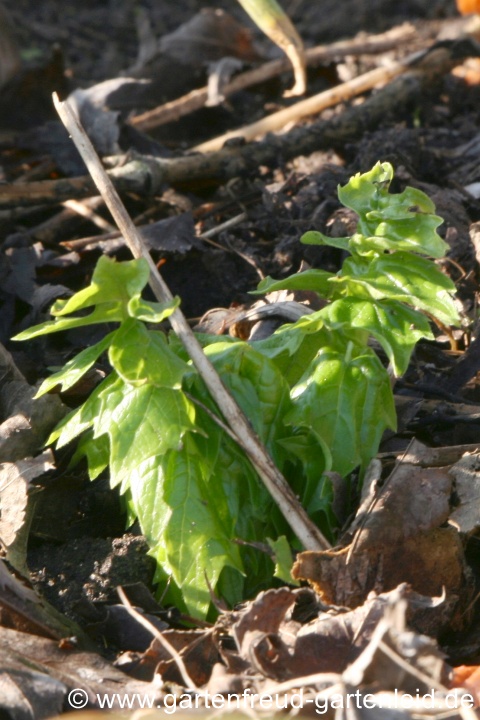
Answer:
127, 295, 180, 323
204, 342, 292, 453
333, 252, 459, 327
93, 382, 197, 490
35, 332, 115, 398
109, 318, 189, 389
161, 439, 244, 617
13, 303, 125, 340
338, 161, 393, 216
48, 373, 121, 448
50, 256, 150, 316
288, 343, 396, 476
128, 434, 246, 618
322, 298, 433, 376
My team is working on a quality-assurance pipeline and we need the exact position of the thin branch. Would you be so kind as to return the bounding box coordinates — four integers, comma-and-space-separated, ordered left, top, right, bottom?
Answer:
193, 60, 407, 153
130, 24, 415, 132
0, 43, 467, 210
117, 586, 202, 693
53, 92, 331, 552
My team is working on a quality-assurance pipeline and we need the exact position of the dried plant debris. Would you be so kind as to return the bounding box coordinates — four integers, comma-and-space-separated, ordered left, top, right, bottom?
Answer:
0, 343, 66, 462
292, 447, 480, 637
0, 449, 54, 573
90, 586, 472, 719
449, 453, 480, 535
0, 625, 161, 718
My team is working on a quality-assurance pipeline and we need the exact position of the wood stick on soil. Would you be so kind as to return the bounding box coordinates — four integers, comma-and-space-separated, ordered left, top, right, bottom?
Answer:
193, 59, 408, 153
0, 42, 469, 211
130, 24, 415, 132
52, 92, 331, 553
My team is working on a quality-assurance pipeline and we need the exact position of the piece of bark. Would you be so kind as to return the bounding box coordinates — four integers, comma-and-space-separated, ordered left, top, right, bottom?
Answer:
0, 343, 67, 463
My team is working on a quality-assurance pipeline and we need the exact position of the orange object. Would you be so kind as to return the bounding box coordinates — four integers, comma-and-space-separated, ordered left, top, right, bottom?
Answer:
456, 0, 480, 14
451, 665, 480, 707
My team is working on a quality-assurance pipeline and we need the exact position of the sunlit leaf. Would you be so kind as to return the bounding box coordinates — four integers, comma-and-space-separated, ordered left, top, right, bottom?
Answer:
109, 318, 189, 389
288, 344, 396, 476
322, 298, 433, 376
35, 332, 115, 397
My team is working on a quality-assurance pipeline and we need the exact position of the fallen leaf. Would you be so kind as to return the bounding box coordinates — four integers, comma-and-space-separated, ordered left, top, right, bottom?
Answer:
0, 450, 55, 572
292, 463, 470, 634
159, 9, 260, 66
449, 452, 480, 534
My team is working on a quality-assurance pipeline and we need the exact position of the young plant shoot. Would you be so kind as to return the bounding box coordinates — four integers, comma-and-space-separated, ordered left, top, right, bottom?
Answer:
15, 162, 460, 618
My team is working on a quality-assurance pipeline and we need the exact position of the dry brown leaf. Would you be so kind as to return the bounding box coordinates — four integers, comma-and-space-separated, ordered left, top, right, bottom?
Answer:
451, 664, 480, 706
292, 463, 470, 634
129, 628, 219, 687
449, 452, 480, 534
0, 450, 55, 572
0, 625, 161, 717
159, 9, 260, 66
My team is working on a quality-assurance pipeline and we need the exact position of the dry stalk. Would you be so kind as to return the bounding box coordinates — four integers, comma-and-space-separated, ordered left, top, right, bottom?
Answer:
193, 60, 407, 153
130, 25, 415, 132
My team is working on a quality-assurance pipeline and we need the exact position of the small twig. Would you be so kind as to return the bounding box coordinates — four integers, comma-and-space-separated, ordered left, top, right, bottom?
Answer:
130, 25, 415, 132
62, 198, 115, 233
117, 586, 202, 693
53, 93, 330, 552
0, 43, 468, 211
193, 60, 408, 153
60, 211, 249, 253
199, 211, 248, 238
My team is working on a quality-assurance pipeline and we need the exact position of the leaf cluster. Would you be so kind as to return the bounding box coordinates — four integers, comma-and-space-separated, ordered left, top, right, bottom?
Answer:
14, 162, 460, 618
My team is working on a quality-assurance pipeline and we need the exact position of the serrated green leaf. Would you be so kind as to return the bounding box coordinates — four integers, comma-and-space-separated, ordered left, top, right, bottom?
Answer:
94, 382, 197, 489
35, 332, 115, 398
48, 373, 121, 448
72, 430, 110, 480
301, 231, 351, 252
132, 435, 244, 618
109, 318, 189, 388
13, 303, 125, 341
338, 161, 393, 216
267, 536, 298, 585
127, 294, 180, 323
333, 252, 459, 327
255, 327, 325, 387
51, 256, 150, 316
253, 269, 334, 298
322, 298, 433, 376
361, 211, 446, 258
288, 344, 396, 476
336, 162, 449, 258
204, 342, 292, 455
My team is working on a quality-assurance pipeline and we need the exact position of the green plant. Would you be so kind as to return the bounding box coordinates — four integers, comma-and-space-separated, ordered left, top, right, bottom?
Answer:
14, 162, 460, 618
